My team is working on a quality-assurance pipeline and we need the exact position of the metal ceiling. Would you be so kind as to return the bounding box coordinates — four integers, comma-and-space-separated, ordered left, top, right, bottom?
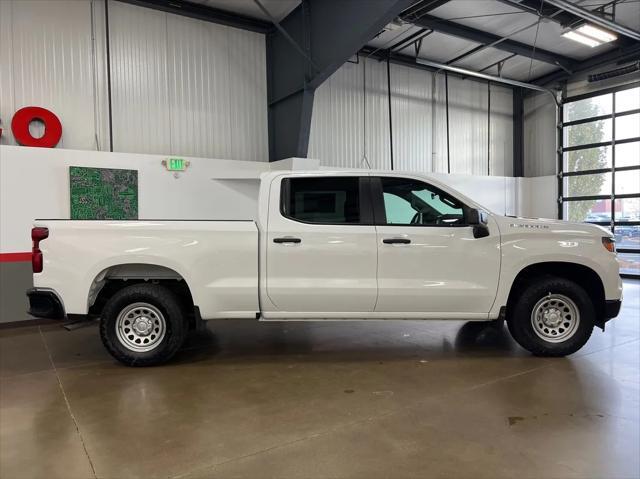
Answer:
129, 0, 640, 86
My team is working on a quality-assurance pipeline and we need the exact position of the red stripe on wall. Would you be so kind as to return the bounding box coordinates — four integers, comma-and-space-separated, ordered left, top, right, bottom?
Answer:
0, 252, 31, 263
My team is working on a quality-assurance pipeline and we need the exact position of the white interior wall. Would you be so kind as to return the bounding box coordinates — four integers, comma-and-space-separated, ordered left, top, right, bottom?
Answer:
109, 2, 267, 161
0, 146, 268, 253
524, 90, 557, 177
1, 146, 556, 254
309, 61, 514, 177
0, 0, 268, 161
0, 0, 100, 150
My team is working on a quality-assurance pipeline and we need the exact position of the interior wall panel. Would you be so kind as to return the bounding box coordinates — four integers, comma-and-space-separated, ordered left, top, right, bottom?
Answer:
309, 58, 390, 170
310, 62, 514, 177
0, 0, 98, 150
390, 64, 433, 173
490, 84, 513, 177
448, 76, 489, 175
109, 1, 172, 155
0, 0, 267, 161
524, 90, 557, 177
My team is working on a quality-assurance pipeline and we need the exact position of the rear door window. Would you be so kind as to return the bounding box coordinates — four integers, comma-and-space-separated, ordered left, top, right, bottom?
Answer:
281, 177, 363, 224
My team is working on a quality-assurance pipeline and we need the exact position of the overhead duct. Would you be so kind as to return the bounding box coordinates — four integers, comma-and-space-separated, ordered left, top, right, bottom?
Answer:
588, 62, 640, 82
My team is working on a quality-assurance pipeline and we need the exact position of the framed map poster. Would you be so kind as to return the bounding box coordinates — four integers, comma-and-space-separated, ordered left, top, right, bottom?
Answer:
69, 166, 138, 220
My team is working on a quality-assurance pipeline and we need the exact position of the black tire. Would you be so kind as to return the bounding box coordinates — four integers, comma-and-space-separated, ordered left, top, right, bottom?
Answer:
507, 276, 594, 357
100, 284, 187, 366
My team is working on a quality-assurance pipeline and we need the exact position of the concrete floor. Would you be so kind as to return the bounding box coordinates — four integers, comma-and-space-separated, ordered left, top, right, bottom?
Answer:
1, 281, 638, 479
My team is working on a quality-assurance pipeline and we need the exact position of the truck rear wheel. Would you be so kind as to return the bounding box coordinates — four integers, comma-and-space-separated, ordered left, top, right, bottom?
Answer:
507, 276, 594, 357
100, 284, 187, 366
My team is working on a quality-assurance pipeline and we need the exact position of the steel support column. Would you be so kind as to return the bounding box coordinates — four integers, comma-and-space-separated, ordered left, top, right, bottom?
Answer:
512, 87, 525, 177
265, 0, 415, 161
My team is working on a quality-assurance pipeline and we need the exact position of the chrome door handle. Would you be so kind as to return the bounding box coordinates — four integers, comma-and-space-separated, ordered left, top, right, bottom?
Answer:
273, 237, 302, 244
383, 238, 411, 244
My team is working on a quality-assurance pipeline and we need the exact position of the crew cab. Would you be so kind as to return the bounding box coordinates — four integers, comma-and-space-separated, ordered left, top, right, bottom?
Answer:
27, 171, 623, 366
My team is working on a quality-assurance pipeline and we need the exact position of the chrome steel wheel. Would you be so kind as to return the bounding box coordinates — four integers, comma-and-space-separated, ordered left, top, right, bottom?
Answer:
115, 302, 166, 352
530, 293, 580, 343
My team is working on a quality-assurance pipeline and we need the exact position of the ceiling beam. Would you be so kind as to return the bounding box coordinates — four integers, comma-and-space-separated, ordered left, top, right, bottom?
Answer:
405, 13, 577, 70
544, 0, 640, 41
532, 41, 640, 86
116, 0, 273, 33
400, 0, 451, 19
265, 0, 415, 161
494, 0, 580, 26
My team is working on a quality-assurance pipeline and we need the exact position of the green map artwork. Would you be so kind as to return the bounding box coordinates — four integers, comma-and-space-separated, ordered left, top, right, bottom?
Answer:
70, 166, 138, 220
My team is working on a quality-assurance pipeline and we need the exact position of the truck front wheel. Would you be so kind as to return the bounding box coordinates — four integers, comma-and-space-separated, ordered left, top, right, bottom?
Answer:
507, 276, 594, 357
100, 284, 187, 366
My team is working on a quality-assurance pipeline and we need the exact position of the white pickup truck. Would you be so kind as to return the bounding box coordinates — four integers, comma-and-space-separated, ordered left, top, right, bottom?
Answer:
27, 171, 622, 366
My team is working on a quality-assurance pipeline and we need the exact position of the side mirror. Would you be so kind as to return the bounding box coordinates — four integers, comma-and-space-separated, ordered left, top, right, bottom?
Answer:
466, 208, 490, 238
466, 208, 488, 225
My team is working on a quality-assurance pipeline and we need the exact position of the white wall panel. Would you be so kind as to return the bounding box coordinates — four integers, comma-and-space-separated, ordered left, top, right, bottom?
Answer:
524, 91, 556, 177
109, 1, 267, 161
310, 62, 514, 177
490, 84, 513, 177
309, 58, 390, 170
431, 73, 449, 174
448, 76, 489, 175
0, 0, 99, 150
390, 64, 432, 173
0, 0, 267, 160
109, 1, 171, 155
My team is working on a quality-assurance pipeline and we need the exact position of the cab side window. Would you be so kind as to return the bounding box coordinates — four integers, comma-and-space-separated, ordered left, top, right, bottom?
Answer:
282, 177, 362, 224
381, 177, 464, 226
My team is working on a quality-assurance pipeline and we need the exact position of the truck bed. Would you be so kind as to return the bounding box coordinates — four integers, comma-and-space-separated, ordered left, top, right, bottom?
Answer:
33, 220, 259, 319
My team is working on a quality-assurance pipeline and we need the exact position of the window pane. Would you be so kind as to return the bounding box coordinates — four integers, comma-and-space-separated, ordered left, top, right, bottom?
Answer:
615, 87, 640, 114
618, 252, 640, 276
614, 225, 640, 249
564, 119, 611, 147
616, 197, 640, 221
564, 172, 611, 197
564, 145, 611, 172
565, 199, 611, 223
564, 94, 612, 122
285, 177, 361, 224
615, 113, 640, 141
615, 169, 640, 195
615, 142, 640, 168
381, 177, 464, 226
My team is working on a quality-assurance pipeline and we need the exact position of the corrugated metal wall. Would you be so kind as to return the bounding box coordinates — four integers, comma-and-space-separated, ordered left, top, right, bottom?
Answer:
0, 0, 100, 150
109, 1, 267, 161
309, 60, 514, 176
524, 91, 557, 177
308, 58, 391, 170
0, 0, 268, 161
2, 0, 517, 174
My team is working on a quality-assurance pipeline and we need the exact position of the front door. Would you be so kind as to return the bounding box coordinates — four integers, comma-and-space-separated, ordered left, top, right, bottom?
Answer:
372, 176, 500, 316
265, 175, 378, 315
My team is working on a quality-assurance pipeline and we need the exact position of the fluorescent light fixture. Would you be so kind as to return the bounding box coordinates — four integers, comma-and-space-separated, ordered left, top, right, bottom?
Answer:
577, 24, 617, 43
562, 23, 617, 47
562, 30, 601, 47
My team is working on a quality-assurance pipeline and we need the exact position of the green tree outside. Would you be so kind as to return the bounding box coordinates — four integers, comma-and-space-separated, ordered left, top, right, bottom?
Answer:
565, 100, 607, 222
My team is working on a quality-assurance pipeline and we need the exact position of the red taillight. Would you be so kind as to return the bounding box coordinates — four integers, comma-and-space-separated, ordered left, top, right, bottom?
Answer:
31, 227, 49, 273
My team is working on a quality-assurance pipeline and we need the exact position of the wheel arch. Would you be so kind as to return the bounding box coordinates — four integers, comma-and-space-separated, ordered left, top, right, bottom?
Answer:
87, 263, 199, 327
506, 261, 606, 328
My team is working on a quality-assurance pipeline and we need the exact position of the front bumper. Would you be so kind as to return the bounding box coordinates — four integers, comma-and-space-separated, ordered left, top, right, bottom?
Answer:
604, 299, 622, 320
26, 288, 65, 319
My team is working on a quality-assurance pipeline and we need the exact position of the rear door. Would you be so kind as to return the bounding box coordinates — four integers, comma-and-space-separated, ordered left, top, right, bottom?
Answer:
264, 174, 378, 316
372, 176, 500, 315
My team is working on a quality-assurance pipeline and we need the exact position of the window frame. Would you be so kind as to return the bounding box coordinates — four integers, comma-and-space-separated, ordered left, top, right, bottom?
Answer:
279, 176, 374, 226
370, 176, 472, 228
560, 81, 640, 278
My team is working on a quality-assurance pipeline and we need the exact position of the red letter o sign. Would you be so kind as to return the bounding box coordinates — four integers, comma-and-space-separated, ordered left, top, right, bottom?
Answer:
11, 106, 62, 148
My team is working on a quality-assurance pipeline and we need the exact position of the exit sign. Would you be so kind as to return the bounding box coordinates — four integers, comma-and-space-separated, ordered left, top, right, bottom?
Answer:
162, 158, 190, 172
